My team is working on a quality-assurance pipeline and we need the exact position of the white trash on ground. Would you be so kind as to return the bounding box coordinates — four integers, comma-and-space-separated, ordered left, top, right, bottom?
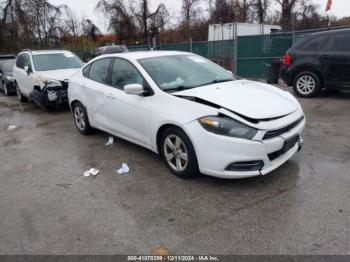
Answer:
7, 125, 17, 131
106, 136, 114, 146
116, 163, 130, 175
84, 168, 100, 177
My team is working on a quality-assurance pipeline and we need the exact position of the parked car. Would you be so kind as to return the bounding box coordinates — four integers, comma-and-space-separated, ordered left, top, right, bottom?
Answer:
0, 54, 16, 61
0, 59, 16, 96
13, 49, 84, 110
91, 45, 129, 59
281, 28, 350, 98
68, 51, 305, 179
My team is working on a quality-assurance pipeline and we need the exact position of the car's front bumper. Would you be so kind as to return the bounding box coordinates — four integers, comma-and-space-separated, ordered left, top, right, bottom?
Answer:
183, 117, 306, 179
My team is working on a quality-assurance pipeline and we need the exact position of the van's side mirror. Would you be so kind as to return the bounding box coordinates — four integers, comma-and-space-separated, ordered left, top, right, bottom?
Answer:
124, 84, 144, 95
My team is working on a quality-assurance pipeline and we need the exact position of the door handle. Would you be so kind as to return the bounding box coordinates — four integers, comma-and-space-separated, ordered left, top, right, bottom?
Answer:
81, 83, 87, 89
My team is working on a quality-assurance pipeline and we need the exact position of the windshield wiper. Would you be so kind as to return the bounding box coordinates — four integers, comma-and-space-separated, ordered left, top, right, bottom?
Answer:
164, 85, 195, 92
195, 79, 234, 88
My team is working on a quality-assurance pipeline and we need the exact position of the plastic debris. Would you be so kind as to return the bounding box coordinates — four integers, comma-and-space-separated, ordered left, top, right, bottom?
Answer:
84, 168, 100, 177
106, 136, 114, 146
116, 163, 130, 175
7, 125, 17, 131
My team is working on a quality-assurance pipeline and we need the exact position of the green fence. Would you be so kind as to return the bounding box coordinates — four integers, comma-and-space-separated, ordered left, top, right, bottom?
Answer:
73, 28, 343, 78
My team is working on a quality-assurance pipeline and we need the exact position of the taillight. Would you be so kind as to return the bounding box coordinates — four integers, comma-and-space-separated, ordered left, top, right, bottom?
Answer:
284, 54, 292, 65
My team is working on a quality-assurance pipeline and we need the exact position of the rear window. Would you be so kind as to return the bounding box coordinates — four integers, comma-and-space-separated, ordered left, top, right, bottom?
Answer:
33, 52, 83, 71
300, 35, 331, 51
328, 33, 350, 52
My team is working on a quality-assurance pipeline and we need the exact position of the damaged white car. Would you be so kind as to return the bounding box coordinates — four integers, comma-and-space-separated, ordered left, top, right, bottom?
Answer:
13, 50, 83, 111
68, 51, 305, 179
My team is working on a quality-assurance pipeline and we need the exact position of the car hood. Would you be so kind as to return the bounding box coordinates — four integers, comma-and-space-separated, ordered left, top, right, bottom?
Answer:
173, 80, 298, 120
37, 68, 80, 81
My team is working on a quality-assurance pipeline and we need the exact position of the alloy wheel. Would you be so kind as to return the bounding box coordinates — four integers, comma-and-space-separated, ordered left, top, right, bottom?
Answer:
3, 82, 8, 95
296, 75, 316, 95
74, 106, 86, 131
163, 134, 188, 172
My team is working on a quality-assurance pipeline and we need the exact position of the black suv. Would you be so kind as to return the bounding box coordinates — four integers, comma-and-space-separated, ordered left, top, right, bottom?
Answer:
281, 28, 350, 98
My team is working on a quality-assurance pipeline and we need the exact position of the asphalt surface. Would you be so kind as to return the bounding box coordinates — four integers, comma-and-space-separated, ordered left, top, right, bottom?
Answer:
0, 85, 349, 255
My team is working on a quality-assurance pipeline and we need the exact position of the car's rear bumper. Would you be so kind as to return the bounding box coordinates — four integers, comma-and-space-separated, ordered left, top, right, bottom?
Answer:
183, 117, 305, 179
280, 65, 293, 86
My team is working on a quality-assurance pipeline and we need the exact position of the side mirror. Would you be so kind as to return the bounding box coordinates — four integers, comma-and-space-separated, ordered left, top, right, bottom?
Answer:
124, 84, 144, 95
24, 66, 31, 75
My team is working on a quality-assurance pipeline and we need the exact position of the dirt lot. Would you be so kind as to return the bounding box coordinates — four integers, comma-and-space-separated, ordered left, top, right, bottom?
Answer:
0, 85, 349, 255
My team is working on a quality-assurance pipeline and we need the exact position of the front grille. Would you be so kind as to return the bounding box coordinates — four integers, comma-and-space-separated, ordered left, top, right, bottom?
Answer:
263, 116, 304, 140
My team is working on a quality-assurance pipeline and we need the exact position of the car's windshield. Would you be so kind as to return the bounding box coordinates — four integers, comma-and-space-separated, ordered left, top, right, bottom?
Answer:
3, 61, 14, 72
138, 55, 236, 91
33, 52, 84, 71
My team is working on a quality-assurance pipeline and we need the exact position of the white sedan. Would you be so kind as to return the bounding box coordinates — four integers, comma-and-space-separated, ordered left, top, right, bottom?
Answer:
68, 51, 305, 179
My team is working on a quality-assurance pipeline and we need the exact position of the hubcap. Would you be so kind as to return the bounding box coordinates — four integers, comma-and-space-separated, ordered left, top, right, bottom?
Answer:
3, 83, 7, 95
296, 75, 316, 95
74, 106, 86, 131
16, 85, 21, 100
164, 135, 188, 172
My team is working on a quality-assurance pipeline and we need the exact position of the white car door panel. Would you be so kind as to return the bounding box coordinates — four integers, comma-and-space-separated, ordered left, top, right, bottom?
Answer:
103, 87, 152, 147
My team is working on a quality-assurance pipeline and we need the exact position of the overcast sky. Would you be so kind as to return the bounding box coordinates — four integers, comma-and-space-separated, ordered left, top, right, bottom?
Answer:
49, 0, 350, 33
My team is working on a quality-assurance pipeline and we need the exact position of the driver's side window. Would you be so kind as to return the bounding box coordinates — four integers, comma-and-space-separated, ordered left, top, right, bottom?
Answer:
111, 58, 144, 90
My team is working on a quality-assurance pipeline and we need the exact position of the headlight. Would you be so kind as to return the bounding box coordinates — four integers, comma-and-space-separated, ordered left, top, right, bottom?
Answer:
198, 116, 258, 140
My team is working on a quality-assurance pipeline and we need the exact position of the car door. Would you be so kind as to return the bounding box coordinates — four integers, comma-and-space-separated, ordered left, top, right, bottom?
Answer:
104, 58, 153, 147
82, 57, 114, 131
14, 53, 35, 96
324, 33, 350, 88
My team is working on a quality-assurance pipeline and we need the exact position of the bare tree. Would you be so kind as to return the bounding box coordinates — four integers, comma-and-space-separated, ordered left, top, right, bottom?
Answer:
97, 0, 136, 44
254, 0, 269, 23
276, 0, 298, 29
181, 0, 201, 42
132, 0, 169, 45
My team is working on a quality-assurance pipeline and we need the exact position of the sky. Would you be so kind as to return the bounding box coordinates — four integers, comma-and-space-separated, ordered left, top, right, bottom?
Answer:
49, 0, 350, 33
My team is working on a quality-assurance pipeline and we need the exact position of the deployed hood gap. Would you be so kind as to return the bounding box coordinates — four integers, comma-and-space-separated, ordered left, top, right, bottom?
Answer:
175, 95, 290, 124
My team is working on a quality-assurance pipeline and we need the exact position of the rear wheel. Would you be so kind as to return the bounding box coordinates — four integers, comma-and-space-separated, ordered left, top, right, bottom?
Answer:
16, 82, 28, 102
293, 71, 321, 98
161, 127, 199, 178
72, 102, 94, 135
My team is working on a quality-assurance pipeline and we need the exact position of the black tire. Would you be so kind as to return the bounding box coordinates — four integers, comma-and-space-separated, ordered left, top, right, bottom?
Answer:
45, 105, 56, 112
16, 82, 28, 102
72, 101, 94, 135
161, 126, 199, 178
293, 71, 322, 98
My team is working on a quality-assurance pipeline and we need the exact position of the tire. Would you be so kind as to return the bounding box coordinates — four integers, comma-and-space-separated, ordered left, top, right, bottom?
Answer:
293, 71, 322, 98
45, 105, 56, 112
16, 82, 28, 102
161, 126, 199, 178
72, 102, 94, 135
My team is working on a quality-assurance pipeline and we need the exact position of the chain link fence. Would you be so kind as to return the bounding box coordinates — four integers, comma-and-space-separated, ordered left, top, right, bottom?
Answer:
73, 25, 349, 78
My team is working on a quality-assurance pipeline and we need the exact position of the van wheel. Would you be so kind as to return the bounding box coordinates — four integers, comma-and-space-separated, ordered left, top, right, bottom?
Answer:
293, 71, 321, 98
72, 102, 94, 135
16, 82, 28, 102
161, 127, 199, 178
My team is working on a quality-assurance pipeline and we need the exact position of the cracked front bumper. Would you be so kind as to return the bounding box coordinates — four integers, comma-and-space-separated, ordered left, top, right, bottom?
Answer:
183, 118, 305, 179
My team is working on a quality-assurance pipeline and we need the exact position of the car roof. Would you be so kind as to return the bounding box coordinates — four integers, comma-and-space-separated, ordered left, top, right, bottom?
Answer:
21, 50, 73, 55
0, 59, 15, 65
311, 28, 350, 37
97, 51, 192, 60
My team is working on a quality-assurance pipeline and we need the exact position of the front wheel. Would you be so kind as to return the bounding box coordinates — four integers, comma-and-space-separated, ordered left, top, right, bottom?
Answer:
293, 71, 321, 98
161, 127, 199, 178
72, 102, 94, 135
